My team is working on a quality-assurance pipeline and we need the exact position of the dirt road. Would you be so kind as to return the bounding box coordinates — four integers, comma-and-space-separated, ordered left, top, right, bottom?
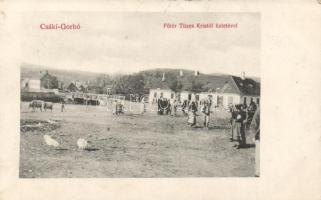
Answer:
20, 102, 255, 177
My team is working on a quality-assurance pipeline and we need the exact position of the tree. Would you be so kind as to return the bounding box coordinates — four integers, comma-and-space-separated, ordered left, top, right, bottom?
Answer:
110, 73, 146, 100
126, 74, 145, 96
95, 74, 112, 87
190, 77, 203, 93
40, 71, 59, 89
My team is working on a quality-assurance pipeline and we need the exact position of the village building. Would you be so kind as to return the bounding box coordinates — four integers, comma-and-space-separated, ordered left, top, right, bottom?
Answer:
66, 81, 90, 93
149, 81, 175, 104
148, 72, 260, 109
21, 71, 60, 94
21, 79, 41, 90
66, 82, 78, 92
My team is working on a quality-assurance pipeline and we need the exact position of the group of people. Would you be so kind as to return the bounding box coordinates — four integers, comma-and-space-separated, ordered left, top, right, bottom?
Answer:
186, 99, 212, 129
228, 101, 261, 177
156, 97, 213, 129
229, 100, 259, 149
156, 97, 260, 159
230, 102, 260, 176
157, 97, 179, 116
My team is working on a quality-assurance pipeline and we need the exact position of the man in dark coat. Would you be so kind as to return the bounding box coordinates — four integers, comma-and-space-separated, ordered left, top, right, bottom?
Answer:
181, 100, 188, 116
157, 98, 163, 115
235, 104, 247, 148
251, 107, 260, 177
230, 105, 237, 141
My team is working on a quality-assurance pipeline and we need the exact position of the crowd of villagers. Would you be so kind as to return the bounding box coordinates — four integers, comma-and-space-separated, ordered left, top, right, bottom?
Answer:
156, 97, 260, 150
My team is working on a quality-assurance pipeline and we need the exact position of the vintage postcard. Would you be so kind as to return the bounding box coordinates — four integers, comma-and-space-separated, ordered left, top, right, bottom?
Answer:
0, 1, 320, 200
19, 12, 260, 178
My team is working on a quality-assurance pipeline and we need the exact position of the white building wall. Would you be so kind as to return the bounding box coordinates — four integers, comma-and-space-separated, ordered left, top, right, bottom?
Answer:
149, 89, 175, 103
28, 79, 41, 90
198, 93, 211, 101
180, 91, 191, 101
217, 93, 241, 109
226, 94, 241, 105
241, 95, 260, 106
149, 89, 255, 109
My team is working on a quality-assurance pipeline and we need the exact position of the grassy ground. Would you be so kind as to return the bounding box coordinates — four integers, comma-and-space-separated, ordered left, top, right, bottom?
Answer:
20, 101, 256, 178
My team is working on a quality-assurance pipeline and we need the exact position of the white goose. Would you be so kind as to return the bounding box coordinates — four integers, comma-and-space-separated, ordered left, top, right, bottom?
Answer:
77, 138, 88, 150
44, 135, 59, 147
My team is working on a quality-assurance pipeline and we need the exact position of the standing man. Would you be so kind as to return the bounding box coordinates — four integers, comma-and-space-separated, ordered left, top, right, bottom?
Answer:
157, 97, 162, 115
251, 107, 260, 177
235, 104, 247, 148
181, 100, 187, 116
246, 101, 257, 128
165, 99, 171, 115
171, 99, 177, 116
187, 100, 198, 127
202, 99, 211, 129
230, 105, 237, 141
61, 100, 65, 112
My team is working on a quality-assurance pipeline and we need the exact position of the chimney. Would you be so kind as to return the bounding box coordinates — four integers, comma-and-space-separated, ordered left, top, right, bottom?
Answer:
241, 72, 246, 80
179, 70, 183, 77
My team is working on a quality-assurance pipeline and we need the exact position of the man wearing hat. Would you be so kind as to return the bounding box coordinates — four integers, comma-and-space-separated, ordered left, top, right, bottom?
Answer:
235, 104, 247, 148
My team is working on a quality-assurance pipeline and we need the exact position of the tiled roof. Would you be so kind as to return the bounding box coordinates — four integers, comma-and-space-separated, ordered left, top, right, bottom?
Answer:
148, 73, 260, 96
231, 76, 260, 96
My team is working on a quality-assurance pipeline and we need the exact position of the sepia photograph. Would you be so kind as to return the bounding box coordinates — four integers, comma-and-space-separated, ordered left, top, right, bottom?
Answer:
19, 12, 260, 178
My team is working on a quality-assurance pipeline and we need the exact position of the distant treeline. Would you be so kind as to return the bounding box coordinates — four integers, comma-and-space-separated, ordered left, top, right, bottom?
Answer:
21, 92, 64, 102
22, 65, 233, 99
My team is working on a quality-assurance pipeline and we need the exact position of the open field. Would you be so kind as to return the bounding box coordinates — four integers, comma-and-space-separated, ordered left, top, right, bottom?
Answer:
20, 101, 256, 178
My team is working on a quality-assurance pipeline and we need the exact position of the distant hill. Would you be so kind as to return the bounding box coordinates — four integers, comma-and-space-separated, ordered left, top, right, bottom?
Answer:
21, 63, 260, 94
20, 63, 104, 84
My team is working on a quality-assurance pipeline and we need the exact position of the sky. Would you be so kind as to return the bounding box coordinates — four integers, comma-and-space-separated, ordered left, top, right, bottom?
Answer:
21, 12, 260, 77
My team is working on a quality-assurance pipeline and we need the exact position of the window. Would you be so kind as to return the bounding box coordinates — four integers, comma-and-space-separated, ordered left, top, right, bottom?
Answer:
154, 92, 157, 98
256, 98, 260, 105
171, 93, 174, 99
228, 96, 233, 104
195, 95, 200, 101
217, 96, 223, 107
160, 92, 163, 98
243, 97, 247, 105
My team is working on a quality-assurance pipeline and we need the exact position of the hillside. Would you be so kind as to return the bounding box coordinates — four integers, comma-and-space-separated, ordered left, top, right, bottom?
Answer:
21, 63, 260, 95
20, 63, 104, 84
